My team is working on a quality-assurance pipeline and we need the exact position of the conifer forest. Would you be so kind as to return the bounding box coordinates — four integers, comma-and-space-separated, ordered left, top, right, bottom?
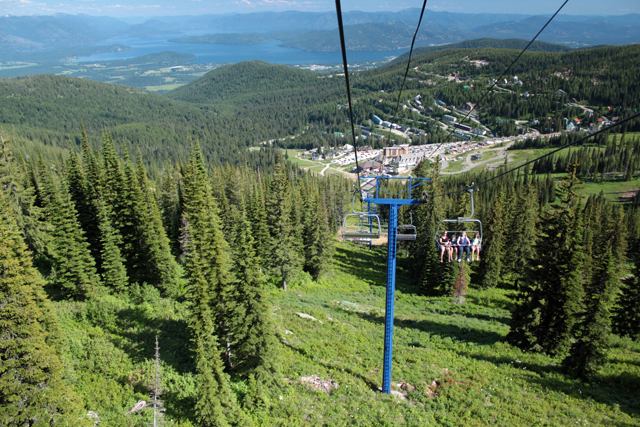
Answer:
1, 39, 640, 426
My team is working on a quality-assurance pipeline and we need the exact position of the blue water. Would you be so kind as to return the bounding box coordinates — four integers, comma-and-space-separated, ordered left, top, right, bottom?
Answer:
74, 31, 405, 65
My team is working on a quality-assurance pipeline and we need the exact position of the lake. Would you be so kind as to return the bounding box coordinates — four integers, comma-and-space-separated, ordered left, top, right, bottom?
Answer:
74, 32, 406, 65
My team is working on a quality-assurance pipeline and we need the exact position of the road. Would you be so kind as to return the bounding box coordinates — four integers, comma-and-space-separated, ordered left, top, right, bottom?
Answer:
441, 141, 515, 175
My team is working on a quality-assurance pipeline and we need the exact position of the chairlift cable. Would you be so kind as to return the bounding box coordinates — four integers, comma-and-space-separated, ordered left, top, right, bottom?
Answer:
426, 0, 570, 162
335, 0, 363, 200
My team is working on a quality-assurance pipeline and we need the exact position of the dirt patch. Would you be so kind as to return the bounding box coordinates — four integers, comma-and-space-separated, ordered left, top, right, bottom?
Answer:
618, 189, 639, 203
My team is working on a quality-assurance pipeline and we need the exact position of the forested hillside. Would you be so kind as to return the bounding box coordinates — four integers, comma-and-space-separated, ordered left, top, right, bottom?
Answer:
2, 44, 639, 169
2, 39, 640, 426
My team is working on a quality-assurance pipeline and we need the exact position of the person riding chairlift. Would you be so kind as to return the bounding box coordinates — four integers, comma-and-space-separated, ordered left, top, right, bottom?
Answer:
457, 231, 471, 262
471, 232, 481, 262
439, 231, 449, 263
449, 233, 458, 262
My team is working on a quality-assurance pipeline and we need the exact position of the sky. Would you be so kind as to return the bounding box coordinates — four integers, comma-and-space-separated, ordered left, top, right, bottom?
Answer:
0, 0, 638, 18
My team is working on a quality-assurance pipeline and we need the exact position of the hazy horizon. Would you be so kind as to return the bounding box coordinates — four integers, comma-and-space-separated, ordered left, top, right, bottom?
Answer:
1, 1, 639, 19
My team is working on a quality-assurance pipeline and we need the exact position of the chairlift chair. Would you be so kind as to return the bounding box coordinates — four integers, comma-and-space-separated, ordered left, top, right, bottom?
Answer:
397, 211, 417, 241
342, 188, 382, 240
434, 185, 482, 251
342, 213, 382, 240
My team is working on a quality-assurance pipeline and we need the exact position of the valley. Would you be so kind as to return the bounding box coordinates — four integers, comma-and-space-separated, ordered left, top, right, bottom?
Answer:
1, 7, 640, 427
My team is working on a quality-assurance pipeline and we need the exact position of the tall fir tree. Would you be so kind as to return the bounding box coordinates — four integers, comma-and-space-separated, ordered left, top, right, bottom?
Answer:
0, 190, 87, 426
301, 184, 333, 280
38, 159, 102, 300
563, 247, 620, 378
480, 189, 507, 288
246, 180, 269, 264
134, 153, 180, 293
228, 214, 282, 397
265, 155, 301, 290
181, 144, 235, 425
158, 162, 182, 257
508, 165, 585, 355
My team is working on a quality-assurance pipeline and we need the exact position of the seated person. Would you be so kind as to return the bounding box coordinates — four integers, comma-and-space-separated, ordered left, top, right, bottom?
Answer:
457, 232, 471, 262
439, 231, 449, 263
471, 233, 481, 261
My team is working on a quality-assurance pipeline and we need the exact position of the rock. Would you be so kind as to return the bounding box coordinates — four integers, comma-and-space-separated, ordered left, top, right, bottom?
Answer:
296, 312, 324, 323
399, 382, 416, 392
285, 330, 294, 335
300, 375, 339, 394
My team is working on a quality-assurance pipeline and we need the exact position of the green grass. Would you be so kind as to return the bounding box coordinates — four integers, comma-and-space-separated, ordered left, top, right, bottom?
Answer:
53, 242, 640, 426
145, 83, 184, 92
580, 178, 640, 203
271, 243, 640, 426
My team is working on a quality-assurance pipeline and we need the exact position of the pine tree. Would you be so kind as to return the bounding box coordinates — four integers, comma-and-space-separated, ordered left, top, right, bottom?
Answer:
480, 189, 507, 288
134, 153, 180, 293
181, 144, 235, 425
301, 185, 333, 279
95, 197, 128, 293
158, 162, 182, 257
228, 214, 281, 394
0, 134, 52, 265
563, 247, 620, 378
38, 159, 102, 300
504, 183, 538, 281
409, 159, 446, 295
247, 180, 269, 264
265, 155, 301, 290
508, 165, 585, 355
0, 190, 87, 426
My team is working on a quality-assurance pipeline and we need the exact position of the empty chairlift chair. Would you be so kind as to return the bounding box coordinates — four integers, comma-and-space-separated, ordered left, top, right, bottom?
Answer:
397, 211, 417, 241
342, 190, 382, 241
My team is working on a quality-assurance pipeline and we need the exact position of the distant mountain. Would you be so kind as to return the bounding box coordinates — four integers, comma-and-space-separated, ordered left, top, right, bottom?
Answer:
0, 14, 179, 56
171, 20, 466, 52
470, 16, 640, 47
2, 10, 639, 65
394, 38, 572, 62
165, 60, 338, 103
169, 13, 640, 53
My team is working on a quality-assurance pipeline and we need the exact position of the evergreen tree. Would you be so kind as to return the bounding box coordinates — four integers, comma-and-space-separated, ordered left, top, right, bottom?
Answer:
0, 135, 52, 266
480, 189, 507, 288
66, 151, 102, 266
158, 162, 182, 257
38, 159, 102, 299
411, 159, 448, 296
504, 183, 538, 281
563, 247, 620, 378
265, 155, 301, 290
0, 190, 87, 426
181, 144, 235, 424
95, 197, 128, 293
507, 165, 585, 355
134, 154, 180, 293
228, 214, 281, 395
301, 185, 333, 279
246, 180, 269, 264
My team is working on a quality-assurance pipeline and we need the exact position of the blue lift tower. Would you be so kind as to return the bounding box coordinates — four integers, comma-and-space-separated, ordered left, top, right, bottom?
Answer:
359, 176, 429, 394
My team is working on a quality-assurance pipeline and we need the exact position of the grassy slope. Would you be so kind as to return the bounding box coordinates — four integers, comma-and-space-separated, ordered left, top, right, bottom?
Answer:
57, 243, 640, 426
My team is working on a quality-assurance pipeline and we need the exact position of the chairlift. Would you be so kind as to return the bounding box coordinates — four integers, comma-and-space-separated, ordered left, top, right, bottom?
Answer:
397, 211, 417, 241
434, 185, 482, 251
342, 188, 382, 240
